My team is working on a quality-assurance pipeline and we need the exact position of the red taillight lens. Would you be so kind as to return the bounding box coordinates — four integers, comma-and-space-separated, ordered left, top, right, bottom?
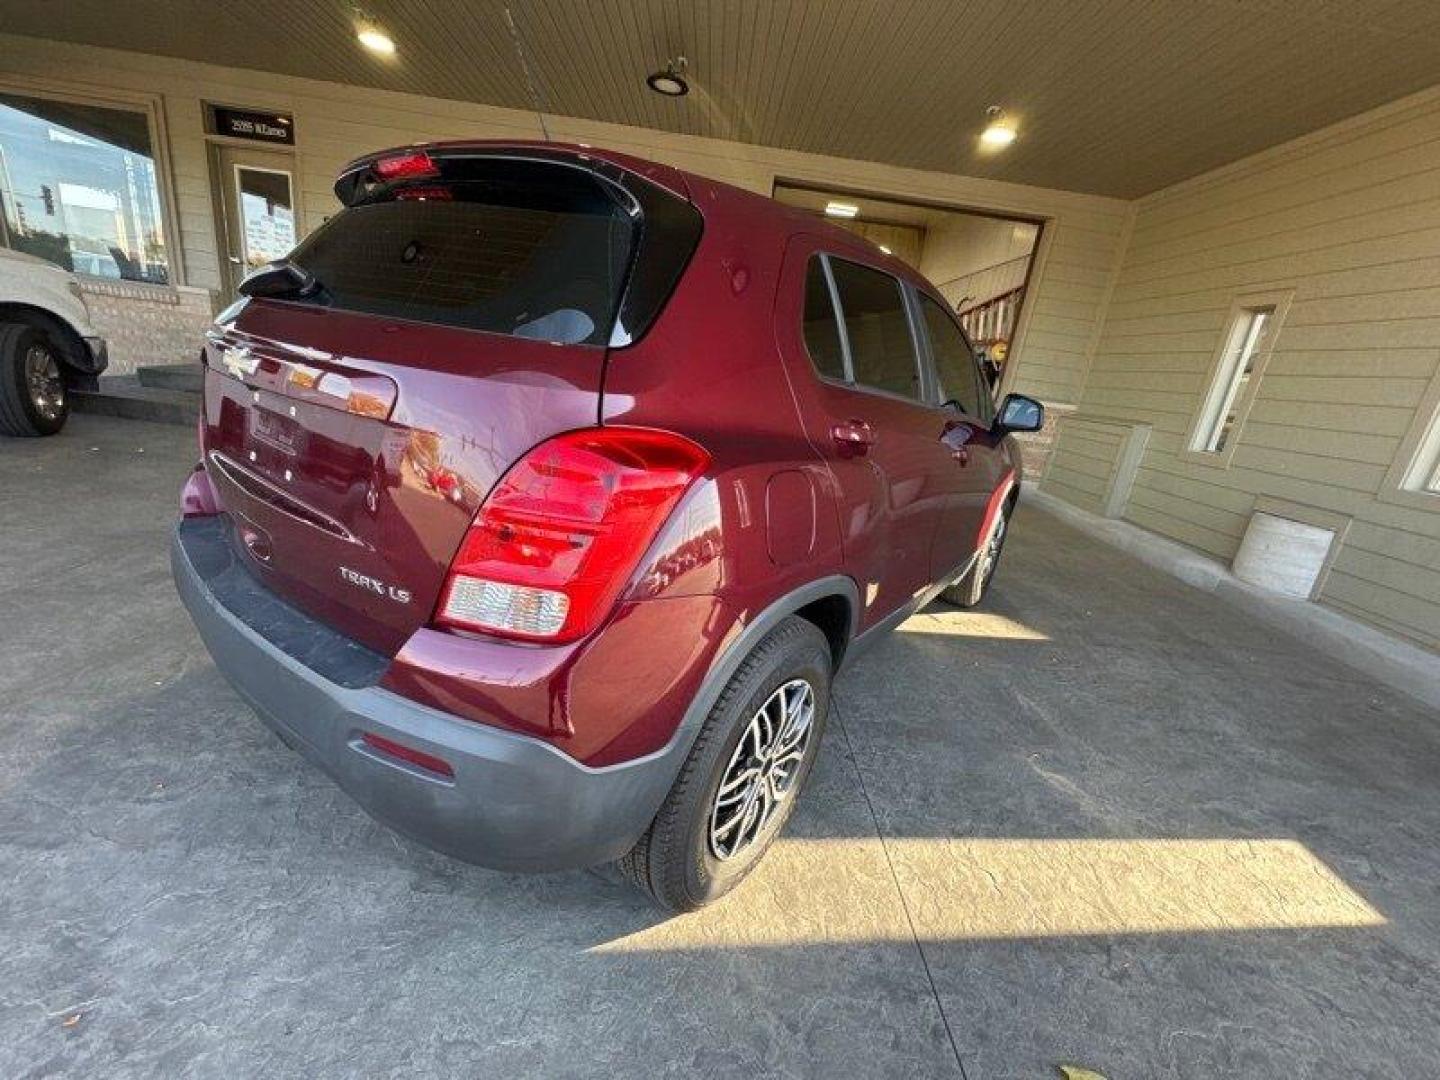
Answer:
434, 427, 710, 643
373, 151, 439, 180
180, 464, 220, 517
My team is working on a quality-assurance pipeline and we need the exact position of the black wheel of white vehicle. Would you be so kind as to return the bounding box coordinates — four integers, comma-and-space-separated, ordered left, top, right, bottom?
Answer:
0, 324, 69, 437
619, 616, 831, 912
942, 497, 1012, 609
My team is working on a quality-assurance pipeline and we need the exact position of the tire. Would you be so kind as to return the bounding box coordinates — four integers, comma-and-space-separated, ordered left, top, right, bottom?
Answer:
618, 616, 832, 912
0, 323, 70, 437
941, 497, 1012, 609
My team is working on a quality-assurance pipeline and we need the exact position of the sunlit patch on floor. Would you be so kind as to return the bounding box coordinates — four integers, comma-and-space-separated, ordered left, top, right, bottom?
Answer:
897, 610, 1050, 640
887, 838, 1385, 938
593, 838, 1383, 952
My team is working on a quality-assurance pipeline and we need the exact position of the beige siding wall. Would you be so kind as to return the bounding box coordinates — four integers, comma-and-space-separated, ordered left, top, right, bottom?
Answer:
1043, 417, 1129, 516
842, 220, 926, 270
0, 33, 1128, 406
1051, 87, 1440, 649
918, 214, 1037, 301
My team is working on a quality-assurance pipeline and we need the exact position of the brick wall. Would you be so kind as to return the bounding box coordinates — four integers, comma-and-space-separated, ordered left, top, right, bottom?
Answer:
1012, 401, 1076, 482
79, 281, 214, 376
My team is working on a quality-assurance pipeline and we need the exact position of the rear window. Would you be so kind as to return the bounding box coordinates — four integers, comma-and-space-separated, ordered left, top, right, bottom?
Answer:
289, 161, 636, 345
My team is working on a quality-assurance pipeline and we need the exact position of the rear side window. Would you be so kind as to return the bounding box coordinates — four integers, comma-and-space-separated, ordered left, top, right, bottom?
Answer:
828, 258, 923, 400
802, 258, 846, 380
289, 162, 635, 345
919, 294, 988, 419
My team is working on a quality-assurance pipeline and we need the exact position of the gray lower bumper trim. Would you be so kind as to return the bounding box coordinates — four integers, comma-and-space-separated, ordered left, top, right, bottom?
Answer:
171, 517, 682, 871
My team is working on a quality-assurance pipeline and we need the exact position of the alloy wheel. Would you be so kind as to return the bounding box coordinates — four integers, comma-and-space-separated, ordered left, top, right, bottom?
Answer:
24, 344, 64, 423
977, 510, 1008, 589
708, 678, 815, 861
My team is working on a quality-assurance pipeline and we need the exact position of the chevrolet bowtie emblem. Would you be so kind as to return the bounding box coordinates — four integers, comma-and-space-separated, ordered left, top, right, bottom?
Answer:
221, 345, 259, 378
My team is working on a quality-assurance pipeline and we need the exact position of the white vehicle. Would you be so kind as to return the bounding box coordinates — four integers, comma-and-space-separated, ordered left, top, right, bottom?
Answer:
0, 247, 109, 436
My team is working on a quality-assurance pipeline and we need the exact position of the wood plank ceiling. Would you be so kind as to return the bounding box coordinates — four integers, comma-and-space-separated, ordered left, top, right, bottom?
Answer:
6, 0, 1440, 197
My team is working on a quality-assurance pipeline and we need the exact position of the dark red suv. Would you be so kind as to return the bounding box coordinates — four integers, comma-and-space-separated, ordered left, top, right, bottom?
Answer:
172, 142, 1042, 910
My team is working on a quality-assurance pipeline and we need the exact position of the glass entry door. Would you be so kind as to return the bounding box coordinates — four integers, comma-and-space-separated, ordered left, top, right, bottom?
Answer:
212, 144, 296, 297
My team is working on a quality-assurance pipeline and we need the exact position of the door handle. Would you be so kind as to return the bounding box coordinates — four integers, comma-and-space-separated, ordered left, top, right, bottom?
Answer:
943, 420, 973, 466
831, 419, 875, 457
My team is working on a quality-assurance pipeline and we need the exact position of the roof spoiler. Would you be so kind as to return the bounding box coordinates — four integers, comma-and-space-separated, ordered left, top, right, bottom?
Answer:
333, 142, 690, 206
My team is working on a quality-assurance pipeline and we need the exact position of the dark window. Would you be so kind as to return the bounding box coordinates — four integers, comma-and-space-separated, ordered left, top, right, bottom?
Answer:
920, 294, 987, 419
802, 257, 846, 380
289, 163, 635, 344
829, 258, 921, 400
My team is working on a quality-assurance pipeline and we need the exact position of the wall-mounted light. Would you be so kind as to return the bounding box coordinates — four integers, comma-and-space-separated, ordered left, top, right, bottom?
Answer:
824, 201, 859, 219
357, 25, 396, 55
980, 105, 1018, 149
646, 56, 689, 97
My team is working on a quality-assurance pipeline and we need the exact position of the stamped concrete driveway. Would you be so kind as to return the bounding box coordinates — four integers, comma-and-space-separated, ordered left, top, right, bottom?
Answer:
3, 414, 1439, 1079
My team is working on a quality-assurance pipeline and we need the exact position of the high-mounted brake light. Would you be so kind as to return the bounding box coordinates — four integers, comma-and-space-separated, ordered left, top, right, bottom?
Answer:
435, 427, 710, 643
373, 151, 439, 181
394, 184, 453, 201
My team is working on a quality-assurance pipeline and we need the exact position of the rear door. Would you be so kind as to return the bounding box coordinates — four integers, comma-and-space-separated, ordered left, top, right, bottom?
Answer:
777, 243, 953, 630
200, 154, 654, 654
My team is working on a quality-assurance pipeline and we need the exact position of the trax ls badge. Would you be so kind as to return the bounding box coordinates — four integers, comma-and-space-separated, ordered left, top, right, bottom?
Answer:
339, 566, 412, 604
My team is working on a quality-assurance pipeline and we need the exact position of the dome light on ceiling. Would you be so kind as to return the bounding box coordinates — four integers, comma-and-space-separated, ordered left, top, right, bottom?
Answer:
980, 105, 1018, 149
647, 57, 690, 97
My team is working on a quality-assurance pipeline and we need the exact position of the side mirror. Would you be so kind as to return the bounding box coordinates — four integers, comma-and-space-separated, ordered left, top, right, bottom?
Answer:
238, 259, 318, 300
996, 393, 1044, 433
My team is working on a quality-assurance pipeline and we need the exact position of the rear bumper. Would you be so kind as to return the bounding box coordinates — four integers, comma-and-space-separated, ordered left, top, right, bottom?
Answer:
171, 516, 683, 871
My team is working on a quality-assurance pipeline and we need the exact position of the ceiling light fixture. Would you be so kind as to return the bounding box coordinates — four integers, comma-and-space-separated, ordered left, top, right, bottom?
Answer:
879, 245, 893, 255
824, 201, 859, 219
357, 25, 396, 55
646, 56, 689, 97
980, 105, 1018, 149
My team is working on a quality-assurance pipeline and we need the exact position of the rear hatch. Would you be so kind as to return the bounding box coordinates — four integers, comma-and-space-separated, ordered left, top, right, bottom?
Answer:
200, 148, 699, 654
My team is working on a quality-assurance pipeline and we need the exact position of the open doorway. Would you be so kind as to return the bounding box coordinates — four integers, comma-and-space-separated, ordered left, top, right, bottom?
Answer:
773, 182, 1041, 391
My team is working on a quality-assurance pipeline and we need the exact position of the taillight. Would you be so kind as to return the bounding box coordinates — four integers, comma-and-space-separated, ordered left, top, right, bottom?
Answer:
434, 427, 710, 643
180, 463, 220, 517
373, 151, 439, 180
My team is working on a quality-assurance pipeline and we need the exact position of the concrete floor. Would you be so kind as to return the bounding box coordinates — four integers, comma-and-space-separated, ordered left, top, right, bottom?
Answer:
3, 414, 1439, 1079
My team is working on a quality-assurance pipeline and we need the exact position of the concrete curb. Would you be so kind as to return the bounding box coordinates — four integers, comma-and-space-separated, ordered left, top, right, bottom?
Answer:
1023, 486, 1440, 713
72, 376, 198, 427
